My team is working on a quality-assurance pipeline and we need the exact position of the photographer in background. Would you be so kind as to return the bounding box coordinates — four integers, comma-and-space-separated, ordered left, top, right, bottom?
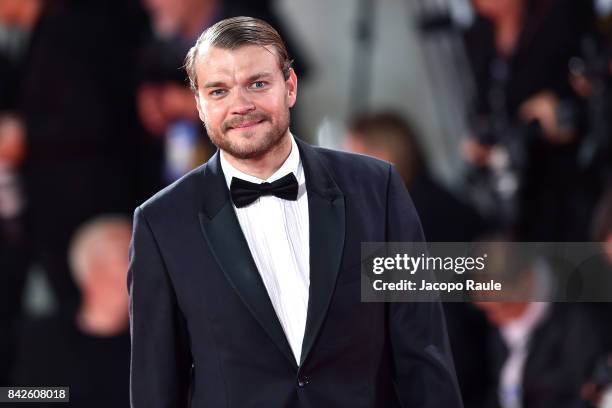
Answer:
567, 19, 612, 190
462, 0, 599, 241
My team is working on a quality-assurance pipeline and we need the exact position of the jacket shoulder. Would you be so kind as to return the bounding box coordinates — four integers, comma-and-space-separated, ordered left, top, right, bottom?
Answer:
136, 162, 208, 219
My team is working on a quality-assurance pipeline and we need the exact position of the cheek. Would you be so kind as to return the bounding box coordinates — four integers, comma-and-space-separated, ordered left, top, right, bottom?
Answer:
202, 103, 226, 125
254, 86, 287, 107
259, 93, 289, 117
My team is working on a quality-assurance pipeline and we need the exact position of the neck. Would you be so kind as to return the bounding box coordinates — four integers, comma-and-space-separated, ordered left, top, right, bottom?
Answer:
76, 297, 128, 337
182, 0, 218, 40
223, 131, 293, 180
492, 5, 525, 56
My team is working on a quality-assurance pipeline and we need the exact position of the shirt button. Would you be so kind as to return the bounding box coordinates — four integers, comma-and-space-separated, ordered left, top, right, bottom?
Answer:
297, 376, 310, 388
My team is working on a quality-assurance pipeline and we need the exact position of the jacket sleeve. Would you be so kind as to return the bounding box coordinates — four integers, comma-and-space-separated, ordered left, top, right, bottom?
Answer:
128, 206, 192, 408
384, 165, 463, 408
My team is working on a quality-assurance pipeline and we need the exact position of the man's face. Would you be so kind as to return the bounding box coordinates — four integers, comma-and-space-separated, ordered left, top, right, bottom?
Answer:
471, 0, 522, 19
0, 0, 18, 24
194, 44, 297, 160
0, 0, 31, 28
83, 229, 132, 310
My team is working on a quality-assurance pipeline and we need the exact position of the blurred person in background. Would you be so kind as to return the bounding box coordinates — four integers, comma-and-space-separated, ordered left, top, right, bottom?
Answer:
0, 1, 31, 384
0, 0, 42, 30
12, 215, 132, 407
575, 187, 612, 350
0, 114, 29, 385
592, 187, 612, 264
474, 300, 601, 408
345, 111, 491, 407
576, 186, 612, 408
462, 0, 601, 241
469, 241, 603, 408
345, 111, 487, 242
137, 0, 309, 182
0, 0, 149, 315
567, 21, 612, 190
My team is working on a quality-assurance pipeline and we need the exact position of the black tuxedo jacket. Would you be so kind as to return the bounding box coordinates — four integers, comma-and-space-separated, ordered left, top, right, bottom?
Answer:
128, 138, 462, 407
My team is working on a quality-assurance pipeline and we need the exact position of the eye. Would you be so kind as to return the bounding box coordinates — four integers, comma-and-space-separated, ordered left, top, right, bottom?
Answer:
250, 81, 267, 90
209, 89, 227, 97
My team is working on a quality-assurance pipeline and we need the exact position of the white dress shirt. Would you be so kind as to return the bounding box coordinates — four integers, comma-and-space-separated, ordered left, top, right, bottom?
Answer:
498, 302, 550, 408
219, 135, 310, 364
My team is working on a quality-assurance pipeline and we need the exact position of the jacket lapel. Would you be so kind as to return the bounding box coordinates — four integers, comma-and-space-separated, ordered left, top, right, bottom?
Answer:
198, 151, 298, 370
296, 139, 346, 366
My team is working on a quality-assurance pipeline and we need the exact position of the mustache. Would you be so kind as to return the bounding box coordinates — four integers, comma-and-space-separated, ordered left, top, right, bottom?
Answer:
222, 112, 270, 132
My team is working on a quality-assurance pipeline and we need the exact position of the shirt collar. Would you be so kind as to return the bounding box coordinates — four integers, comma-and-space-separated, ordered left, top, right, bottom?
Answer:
220, 133, 302, 189
500, 302, 550, 349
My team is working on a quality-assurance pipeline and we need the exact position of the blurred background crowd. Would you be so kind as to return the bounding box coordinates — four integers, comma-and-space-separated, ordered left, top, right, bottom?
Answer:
0, 0, 611, 407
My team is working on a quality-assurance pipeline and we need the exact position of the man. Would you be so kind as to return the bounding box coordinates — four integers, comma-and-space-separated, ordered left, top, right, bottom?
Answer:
13, 215, 132, 408
474, 300, 601, 408
467, 240, 603, 408
345, 111, 487, 242
128, 16, 462, 407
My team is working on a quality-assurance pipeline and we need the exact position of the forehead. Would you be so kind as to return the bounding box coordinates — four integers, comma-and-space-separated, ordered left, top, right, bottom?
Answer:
195, 44, 281, 83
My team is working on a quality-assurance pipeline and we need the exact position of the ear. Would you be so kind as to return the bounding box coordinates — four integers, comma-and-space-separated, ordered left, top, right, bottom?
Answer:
194, 91, 206, 123
286, 68, 298, 108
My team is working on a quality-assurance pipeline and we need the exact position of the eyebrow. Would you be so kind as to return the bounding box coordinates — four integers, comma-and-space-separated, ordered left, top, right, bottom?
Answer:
202, 72, 274, 88
202, 80, 227, 89
246, 72, 273, 83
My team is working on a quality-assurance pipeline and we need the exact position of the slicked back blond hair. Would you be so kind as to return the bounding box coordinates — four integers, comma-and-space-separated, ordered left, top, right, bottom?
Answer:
185, 16, 293, 92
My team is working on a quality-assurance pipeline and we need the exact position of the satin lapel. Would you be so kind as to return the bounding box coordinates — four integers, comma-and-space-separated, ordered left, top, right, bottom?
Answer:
198, 152, 297, 370
296, 139, 346, 366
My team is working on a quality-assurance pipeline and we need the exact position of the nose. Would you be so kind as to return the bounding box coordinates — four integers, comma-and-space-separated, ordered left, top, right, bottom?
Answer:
230, 89, 256, 115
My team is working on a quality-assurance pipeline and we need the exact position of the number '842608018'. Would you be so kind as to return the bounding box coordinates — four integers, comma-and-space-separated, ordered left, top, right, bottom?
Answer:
2, 387, 69, 402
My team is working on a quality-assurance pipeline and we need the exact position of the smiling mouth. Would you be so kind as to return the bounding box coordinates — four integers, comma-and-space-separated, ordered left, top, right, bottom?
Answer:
230, 120, 264, 130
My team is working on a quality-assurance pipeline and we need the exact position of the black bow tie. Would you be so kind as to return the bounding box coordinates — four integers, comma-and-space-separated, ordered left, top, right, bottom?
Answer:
230, 173, 299, 208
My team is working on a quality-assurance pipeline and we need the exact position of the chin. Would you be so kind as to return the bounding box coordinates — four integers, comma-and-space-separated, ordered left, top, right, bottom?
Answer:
233, 146, 273, 160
